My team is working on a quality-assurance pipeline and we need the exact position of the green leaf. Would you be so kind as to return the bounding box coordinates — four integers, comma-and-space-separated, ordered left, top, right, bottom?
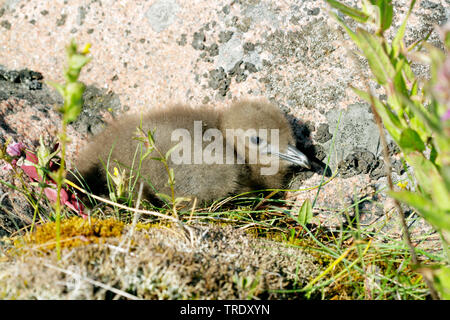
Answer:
63, 81, 85, 123
68, 53, 91, 70
47, 81, 65, 97
433, 266, 450, 300
109, 192, 117, 202
174, 197, 192, 205
63, 105, 82, 124
405, 153, 440, 195
409, 115, 429, 143
297, 199, 313, 225
442, 165, 450, 192
165, 144, 180, 160
399, 128, 425, 154
429, 170, 450, 211
393, 63, 408, 96
445, 30, 450, 49
392, 0, 416, 56
156, 192, 172, 203
355, 28, 396, 84
410, 80, 419, 96
399, 95, 442, 134
374, 0, 393, 32
401, 56, 416, 82
141, 149, 154, 161
329, 11, 361, 45
168, 168, 175, 184
430, 143, 438, 164
146, 129, 156, 145
325, 0, 369, 23
389, 190, 450, 232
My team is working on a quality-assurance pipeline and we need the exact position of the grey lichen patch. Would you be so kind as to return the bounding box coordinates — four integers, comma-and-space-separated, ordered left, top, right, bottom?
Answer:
307, 7, 320, 16
420, 0, 439, 9
77, 6, 87, 26
72, 85, 122, 136
206, 57, 259, 96
206, 43, 219, 57
315, 123, 332, 144
202, 96, 210, 104
0, 225, 319, 299
243, 41, 255, 53
222, 4, 230, 15
241, 0, 279, 27
323, 103, 382, 172
244, 61, 257, 73
56, 14, 67, 26
176, 33, 187, 46
289, 15, 300, 25
145, 0, 179, 33
338, 148, 385, 179
1, 20, 11, 29
259, 20, 346, 112
218, 30, 233, 43
236, 16, 253, 32
228, 60, 244, 76
263, 21, 337, 68
208, 67, 230, 96
191, 31, 206, 50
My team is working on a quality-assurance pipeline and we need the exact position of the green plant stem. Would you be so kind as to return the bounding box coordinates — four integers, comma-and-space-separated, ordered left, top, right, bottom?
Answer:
54, 122, 67, 261
30, 188, 44, 233
157, 148, 178, 219
141, 128, 179, 220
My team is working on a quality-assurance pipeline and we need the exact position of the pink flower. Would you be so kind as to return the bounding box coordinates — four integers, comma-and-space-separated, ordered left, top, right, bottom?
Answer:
6, 142, 25, 157
442, 109, 450, 122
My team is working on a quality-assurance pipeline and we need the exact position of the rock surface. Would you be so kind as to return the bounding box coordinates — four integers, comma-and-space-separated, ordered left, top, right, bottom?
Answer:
1, 0, 448, 246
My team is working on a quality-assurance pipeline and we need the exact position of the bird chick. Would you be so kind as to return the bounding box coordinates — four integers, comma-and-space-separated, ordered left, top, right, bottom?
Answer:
69, 100, 310, 206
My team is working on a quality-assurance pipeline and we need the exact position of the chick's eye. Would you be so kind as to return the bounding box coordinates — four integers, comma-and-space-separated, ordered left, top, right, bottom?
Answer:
250, 136, 262, 145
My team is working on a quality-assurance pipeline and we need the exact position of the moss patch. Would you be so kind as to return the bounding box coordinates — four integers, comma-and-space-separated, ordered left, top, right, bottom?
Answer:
0, 223, 319, 299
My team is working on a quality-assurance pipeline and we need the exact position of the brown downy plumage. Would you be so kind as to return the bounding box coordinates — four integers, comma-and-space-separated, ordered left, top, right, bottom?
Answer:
69, 100, 310, 206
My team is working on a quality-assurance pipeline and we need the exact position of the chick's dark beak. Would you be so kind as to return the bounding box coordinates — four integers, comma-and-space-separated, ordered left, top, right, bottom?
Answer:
277, 144, 311, 169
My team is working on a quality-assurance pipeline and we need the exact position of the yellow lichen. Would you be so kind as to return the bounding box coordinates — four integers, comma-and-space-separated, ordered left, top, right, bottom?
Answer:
14, 217, 125, 252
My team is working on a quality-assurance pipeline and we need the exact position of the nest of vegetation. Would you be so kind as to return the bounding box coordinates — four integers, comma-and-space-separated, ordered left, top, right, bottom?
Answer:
0, 217, 319, 299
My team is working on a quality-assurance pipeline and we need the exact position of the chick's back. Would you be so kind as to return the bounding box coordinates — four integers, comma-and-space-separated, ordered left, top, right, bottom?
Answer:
72, 104, 243, 205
